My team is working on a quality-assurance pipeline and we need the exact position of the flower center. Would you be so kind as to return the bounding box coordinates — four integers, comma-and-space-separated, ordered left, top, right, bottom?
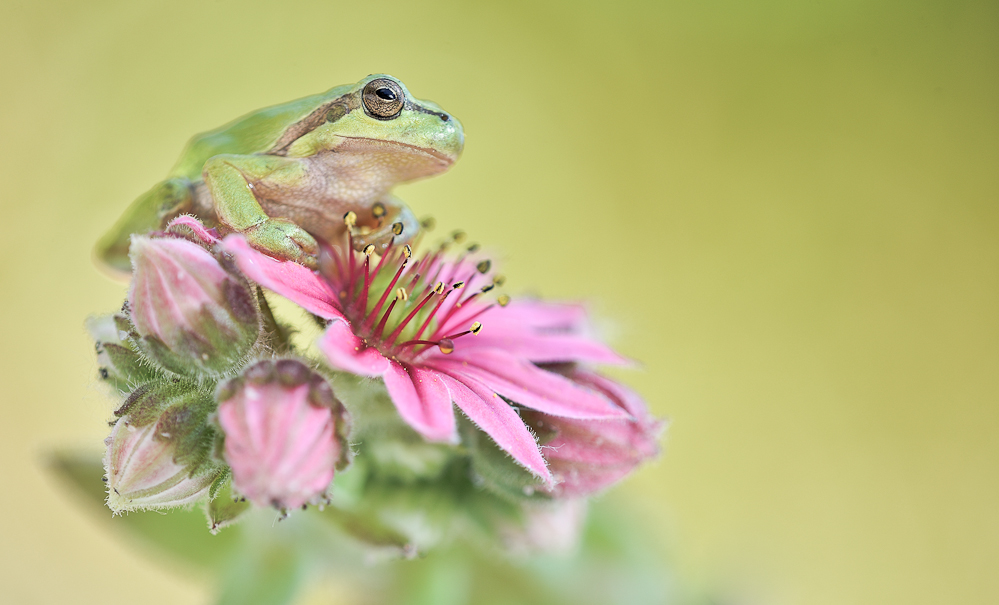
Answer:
318, 213, 509, 363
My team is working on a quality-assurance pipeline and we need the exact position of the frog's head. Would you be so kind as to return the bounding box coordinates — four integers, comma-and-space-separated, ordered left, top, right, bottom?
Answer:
287, 75, 464, 184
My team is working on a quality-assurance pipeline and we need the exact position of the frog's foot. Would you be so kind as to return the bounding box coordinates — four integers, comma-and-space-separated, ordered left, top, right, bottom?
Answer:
243, 218, 319, 269
350, 202, 421, 254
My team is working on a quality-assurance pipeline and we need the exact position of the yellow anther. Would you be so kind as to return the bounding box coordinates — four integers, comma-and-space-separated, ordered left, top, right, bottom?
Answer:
421, 216, 436, 231
363, 244, 375, 256
437, 339, 455, 354
434, 282, 444, 295
470, 322, 482, 334
372, 202, 387, 218
395, 287, 409, 301
480, 284, 495, 294
492, 275, 506, 287
452, 230, 467, 243
452, 281, 465, 289
497, 294, 511, 307
391, 222, 404, 236
343, 211, 357, 228
466, 243, 480, 253
403, 244, 412, 258
476, 260, 492, 274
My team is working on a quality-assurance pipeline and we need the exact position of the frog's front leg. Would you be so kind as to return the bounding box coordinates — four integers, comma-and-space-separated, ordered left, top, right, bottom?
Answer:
202, 154, 319, 268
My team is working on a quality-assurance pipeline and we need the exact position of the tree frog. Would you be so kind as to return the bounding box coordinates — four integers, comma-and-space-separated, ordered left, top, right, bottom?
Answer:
96, 74, 463, 273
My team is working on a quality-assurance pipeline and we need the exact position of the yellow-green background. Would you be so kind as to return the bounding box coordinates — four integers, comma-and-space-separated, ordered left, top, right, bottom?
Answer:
1, 0, 996, 603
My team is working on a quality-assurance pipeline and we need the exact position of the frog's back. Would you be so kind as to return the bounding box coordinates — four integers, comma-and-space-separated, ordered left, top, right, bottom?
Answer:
168, 85, 350, 181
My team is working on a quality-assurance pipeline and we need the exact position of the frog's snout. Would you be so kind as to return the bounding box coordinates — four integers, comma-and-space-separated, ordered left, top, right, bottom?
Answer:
439, 112, 465, 162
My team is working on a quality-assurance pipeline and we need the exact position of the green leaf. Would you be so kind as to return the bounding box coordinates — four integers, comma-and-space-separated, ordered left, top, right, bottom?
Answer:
318, 505, 414, 552
215, 542, 305, 605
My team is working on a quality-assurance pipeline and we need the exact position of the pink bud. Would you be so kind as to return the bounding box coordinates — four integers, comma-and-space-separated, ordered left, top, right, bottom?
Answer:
128, 234, 259, 376
499, 500, 588, 555
525, 371, 664, 498
216, 359, 350, 510
104, 415, 216, 512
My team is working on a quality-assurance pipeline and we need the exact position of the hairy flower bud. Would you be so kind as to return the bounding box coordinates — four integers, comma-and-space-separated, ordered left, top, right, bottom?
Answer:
104, 382, 221, 512
216, 359, 351, 510
128, 234, 259, 377
524, 371, 664, 498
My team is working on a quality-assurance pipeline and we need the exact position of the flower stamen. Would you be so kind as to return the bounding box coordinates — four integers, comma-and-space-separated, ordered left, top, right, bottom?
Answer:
386, 284, 442, 344
373, 289, 405, 340
364, 258, 409, 331
412, 288, 454, 341
444, 321, 483, 340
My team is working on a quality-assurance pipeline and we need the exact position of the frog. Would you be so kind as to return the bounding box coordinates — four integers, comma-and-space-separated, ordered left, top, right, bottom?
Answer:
95, 74, 464, 273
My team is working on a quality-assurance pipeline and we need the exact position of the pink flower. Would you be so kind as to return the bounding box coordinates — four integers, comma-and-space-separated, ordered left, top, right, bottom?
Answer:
221, 227, 632, 486
127, 223, 259, 376
216, 359, 350, 510
523, 370, 664, 498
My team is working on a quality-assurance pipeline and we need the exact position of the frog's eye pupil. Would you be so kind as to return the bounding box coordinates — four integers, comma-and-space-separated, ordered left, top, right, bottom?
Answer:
376, 88, 396, 101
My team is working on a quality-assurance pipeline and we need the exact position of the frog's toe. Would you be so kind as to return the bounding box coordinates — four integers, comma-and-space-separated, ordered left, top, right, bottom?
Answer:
245, 219, 318, 268
288, 228, 319, 256
298, 252, 319, 270
285, 228, 319, 269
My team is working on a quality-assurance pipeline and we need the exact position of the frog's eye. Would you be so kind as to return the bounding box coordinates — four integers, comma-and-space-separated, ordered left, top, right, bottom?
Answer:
362, 78, 405, 120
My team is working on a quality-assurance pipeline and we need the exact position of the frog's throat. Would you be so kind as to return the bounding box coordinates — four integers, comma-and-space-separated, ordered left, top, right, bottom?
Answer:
336, 136, 456, 165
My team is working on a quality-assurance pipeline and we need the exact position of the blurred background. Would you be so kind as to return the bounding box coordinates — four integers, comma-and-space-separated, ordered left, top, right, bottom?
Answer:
1, 0, 996, 603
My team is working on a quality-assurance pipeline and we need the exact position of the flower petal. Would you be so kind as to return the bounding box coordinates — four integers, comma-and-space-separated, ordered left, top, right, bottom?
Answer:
438, 298, 629, 365
317, 319, 390, 377
571, 370, 655, 420
485, 300, 589, 332
437, 372, 552, 484
382, 363, 457, 443
430, 349, 630, 420
455, 332, 628, 365
222, 235, 344, 320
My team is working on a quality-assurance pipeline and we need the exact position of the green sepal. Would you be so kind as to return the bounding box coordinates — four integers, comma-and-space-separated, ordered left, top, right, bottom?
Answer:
113, 313, 138, 340
101, 342, 160, 389
255, 287, 295, 355
206, 470, 251, 535
113, 382, 171, 427
87, 314, 160, 393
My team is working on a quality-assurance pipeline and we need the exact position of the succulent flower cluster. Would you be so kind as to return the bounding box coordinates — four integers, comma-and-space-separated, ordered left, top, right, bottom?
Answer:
88, 212, 663, 550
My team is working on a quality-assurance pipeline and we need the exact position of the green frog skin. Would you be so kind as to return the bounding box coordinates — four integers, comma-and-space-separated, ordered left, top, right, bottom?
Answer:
96, 74, 463, 272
